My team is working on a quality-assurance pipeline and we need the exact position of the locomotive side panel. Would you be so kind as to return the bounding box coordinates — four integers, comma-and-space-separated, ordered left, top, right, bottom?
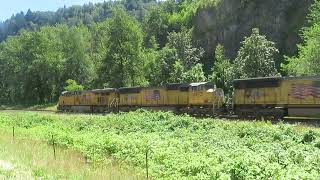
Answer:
283, 77, 320, 117
92, 89, 118, 112
166, 83, 189, 106
189, 86, 224, 108
234, 89, 244, 105
141, 87, 167, 106
178, 90, 189, 105
234, 77, 281, 106
166, 90, 181, 105
189, 85, 207, 105
233, 77, 284, 119
119, 87, 142, 107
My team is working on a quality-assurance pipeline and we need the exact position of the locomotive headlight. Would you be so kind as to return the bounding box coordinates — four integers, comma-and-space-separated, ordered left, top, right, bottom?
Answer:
207, 89, 214, 93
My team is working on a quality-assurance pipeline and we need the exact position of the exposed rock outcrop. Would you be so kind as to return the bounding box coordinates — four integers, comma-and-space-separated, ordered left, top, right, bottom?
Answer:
193, 0, 313, 68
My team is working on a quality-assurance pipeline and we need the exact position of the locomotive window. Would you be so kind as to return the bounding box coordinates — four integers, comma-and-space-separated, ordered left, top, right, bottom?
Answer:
192, 86, 204, 91
180, 87, 189, 92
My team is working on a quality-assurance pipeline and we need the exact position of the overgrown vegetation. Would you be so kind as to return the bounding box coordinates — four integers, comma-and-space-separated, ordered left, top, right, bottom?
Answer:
0, 111, 319, 179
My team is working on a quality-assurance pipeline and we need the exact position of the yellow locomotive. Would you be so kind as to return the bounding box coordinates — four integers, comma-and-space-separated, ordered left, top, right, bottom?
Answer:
58, 88, 118, 112
58, 76, 320, 119
233, 76, 320, 119
58, 82, 225, 115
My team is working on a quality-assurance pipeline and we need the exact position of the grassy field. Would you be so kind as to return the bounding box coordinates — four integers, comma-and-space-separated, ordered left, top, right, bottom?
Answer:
0, 110, 319, 179
0, 129, 139, 179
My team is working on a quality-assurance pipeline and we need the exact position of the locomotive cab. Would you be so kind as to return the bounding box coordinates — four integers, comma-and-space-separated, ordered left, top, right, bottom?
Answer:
188, 82, 224, 113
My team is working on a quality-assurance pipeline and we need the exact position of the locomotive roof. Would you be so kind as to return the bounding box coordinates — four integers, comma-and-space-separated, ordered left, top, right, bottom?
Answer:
166, 83, 189, 90
234, 76, 320, 82
118, 87, 142, 93
61, 88, 116, 95
233, 77, 281, 89
166, 82, 212, 90
91, 88, 117, 93
233, 76, 282, 82
189, 82, 213, 87
233, 76, 320, 89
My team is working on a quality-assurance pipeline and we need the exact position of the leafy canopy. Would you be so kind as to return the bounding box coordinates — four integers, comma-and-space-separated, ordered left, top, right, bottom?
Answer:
234, 28, 279, 78
64, 79, 84, 92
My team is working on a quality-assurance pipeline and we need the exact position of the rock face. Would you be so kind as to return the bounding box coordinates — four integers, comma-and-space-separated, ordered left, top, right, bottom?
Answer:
193, 0, 313, 67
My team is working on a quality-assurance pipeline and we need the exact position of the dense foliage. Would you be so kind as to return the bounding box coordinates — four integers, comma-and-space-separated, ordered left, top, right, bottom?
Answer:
234, 28, 279, 79
64, 79, 84, 92
0, 111, 319, 179
0, 25, 94, 103
0, 0, 319, 104
284, 0, 320, 76
0, 0, 159, 42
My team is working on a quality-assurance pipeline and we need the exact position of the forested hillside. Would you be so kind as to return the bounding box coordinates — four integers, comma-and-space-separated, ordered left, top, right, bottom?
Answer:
0, 0, 158, 41
0, 0, 318, 104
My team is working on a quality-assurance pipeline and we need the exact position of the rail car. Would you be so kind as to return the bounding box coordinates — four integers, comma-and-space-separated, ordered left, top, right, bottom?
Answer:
233, 76, 320, 119
57, 82, 225, 115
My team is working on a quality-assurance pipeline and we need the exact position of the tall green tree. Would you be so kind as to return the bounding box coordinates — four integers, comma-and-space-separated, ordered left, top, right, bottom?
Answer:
10, 28, 63, 103
182, 63, 207, 83
145, 46, 179, 86
210, 44, 234, 94
169, 61, 207, 83
99, 8, 145, 88
234, 28, 279, 78
143, 6, 170, 48
60, 25, 95, 89
167, 29, 204, 69
0, 25, 95, 104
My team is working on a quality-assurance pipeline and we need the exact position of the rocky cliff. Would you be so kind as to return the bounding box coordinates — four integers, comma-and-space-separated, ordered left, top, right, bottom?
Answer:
193, 0, 313, 69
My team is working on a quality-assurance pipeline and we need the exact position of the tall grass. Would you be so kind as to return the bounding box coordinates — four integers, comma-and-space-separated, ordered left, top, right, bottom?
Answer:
0, 110, 319, 179
0, 130, 140, 179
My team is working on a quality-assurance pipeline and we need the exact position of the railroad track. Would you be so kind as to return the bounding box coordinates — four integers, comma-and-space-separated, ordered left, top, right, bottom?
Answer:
282, 117, 320, 127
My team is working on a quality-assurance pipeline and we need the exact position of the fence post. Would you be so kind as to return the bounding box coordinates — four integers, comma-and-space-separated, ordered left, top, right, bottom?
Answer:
146, 148, 149, 180
52, 134, 56, 160
12, 126, 15, 140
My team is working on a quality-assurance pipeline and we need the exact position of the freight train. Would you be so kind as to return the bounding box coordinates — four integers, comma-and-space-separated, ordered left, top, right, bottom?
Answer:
58, 82, 225, 115
58, 76, 320, 119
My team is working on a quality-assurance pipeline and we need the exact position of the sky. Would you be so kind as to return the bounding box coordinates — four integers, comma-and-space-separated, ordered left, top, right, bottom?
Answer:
0, 0, 107, 21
